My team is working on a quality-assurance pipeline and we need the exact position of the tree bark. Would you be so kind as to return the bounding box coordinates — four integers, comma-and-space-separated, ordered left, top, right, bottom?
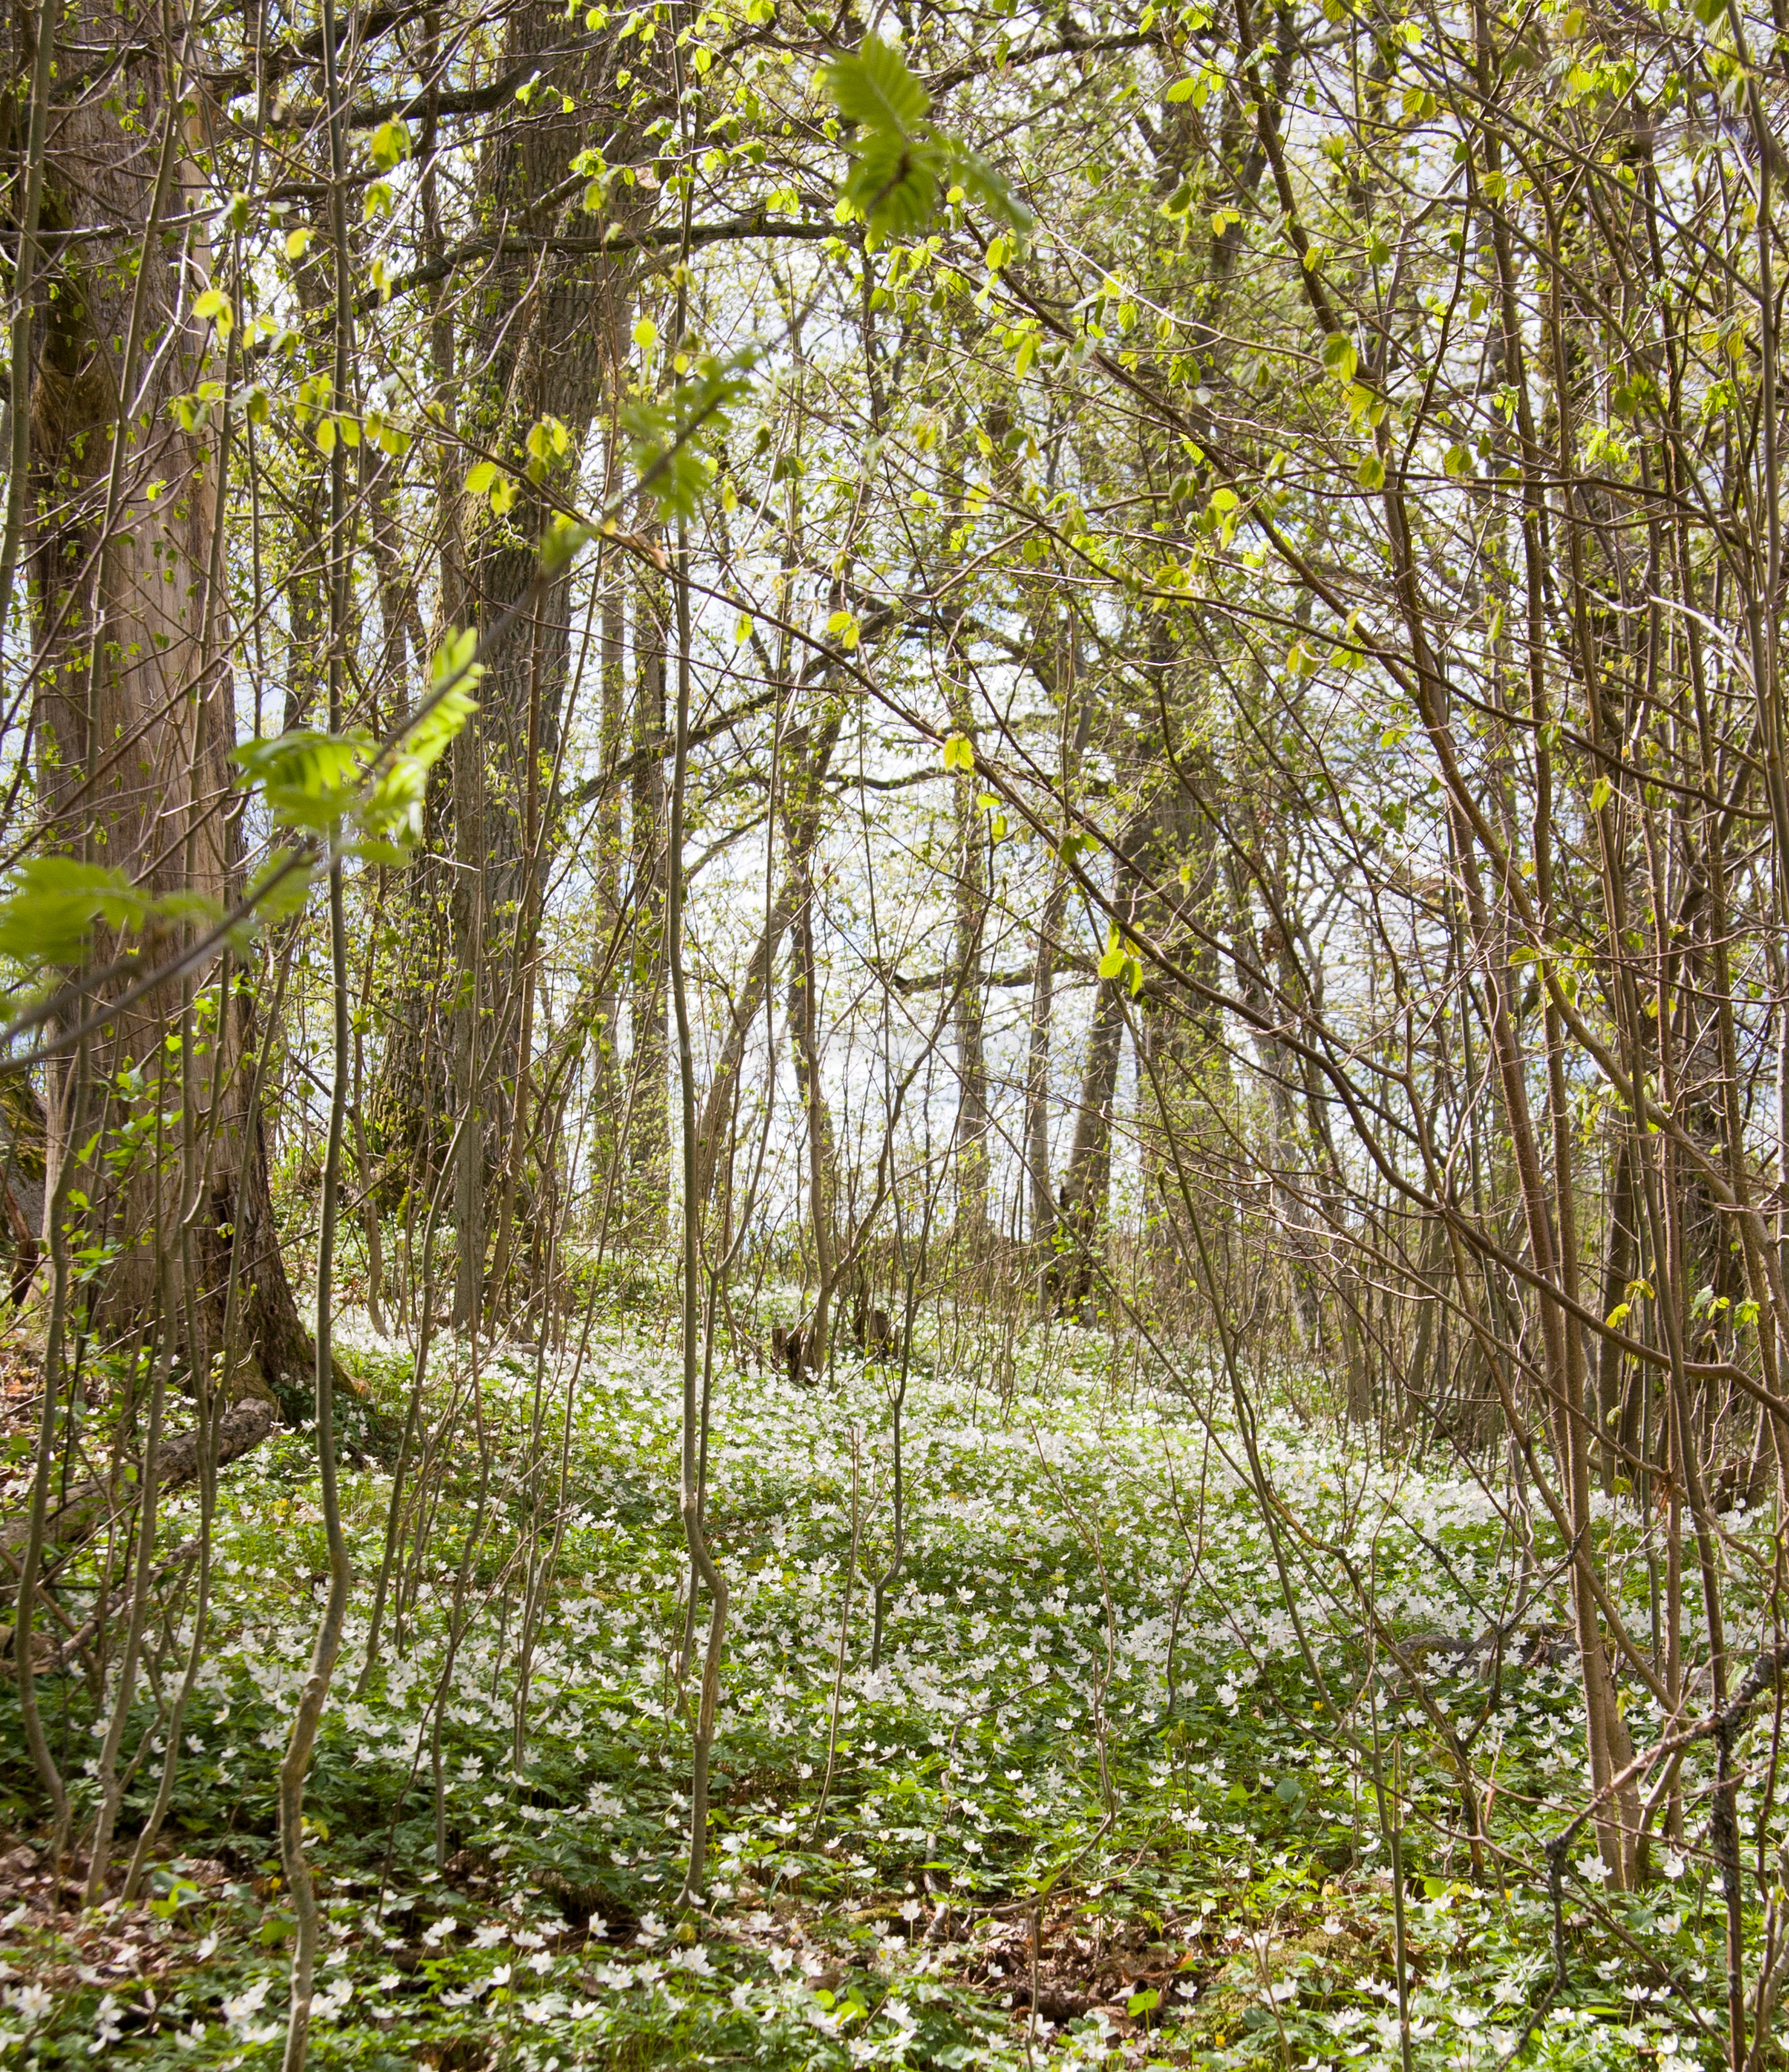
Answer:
28, 0, 308, 1402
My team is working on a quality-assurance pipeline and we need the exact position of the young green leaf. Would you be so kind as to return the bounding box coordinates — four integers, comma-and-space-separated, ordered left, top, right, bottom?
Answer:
0, 858, 153, 968
823, 36, 931, 133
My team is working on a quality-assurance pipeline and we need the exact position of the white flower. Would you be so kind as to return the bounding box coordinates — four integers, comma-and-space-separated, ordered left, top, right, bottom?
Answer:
635, 1911, 667, 1946
768, 1947, 793, 1974
10, 1984, 51, 2026
528, 1950, 554, 1975
85, 1994, 124, 2056
221, 1978, 272, 2039
473, 1923, 508, 1948
375, 1972, 402, 1992
313, 1977, 353, 2021
422, 1915, 458, 1945
586, 1913, 608, 1938
489, 1963, 512, 1987
1662, 1851, 1686, 1880
1575, 1854, 1611, 1883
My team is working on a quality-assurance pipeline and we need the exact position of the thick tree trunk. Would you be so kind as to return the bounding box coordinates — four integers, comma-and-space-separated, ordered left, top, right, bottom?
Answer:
591, 375, 629, 1145
27, 0, 308, 1404
948, 677, 989, 1233
374, 0, 647, 1278
628, 559, 669, 1224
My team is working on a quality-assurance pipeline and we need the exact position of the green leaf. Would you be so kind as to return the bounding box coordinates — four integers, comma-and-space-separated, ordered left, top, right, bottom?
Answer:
370, 117, 410, 170
233, 729, 369, 835
1589, 776, 1612, 811
1356, 452, 1386, 491
236, 849, 318, 938
843, 130, 943, 247
1320, 332, 1357, 382
942, 733, 974, 773
193, 285, 232, 340
1098, 937, 1127, 980
1127, 1987, 1161, 2016
429, 627, 487, 700
824, 36, 931, 133
0, 858, 153, 968
539, 517, 594, 577
464, 460, 497, 496
623, 349, 759, 519
945, 141, 1034, 240
824, 38, 1027, 249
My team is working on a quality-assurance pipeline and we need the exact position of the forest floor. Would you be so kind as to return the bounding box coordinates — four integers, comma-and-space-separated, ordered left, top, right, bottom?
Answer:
0, 1286, 1751, 2070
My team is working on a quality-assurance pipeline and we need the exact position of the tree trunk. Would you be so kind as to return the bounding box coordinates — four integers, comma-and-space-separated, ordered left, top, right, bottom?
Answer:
374, 0, 647, 1270
28, 0, 308, 1403
948, 676, 989, 1234
1050, 978, 1127, 1315
628, 557, 669, 1225
783, 724, 837, 1358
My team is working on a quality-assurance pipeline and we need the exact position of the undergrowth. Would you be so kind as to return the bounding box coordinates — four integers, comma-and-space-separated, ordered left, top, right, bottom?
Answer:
0, 1295, 1762, 2070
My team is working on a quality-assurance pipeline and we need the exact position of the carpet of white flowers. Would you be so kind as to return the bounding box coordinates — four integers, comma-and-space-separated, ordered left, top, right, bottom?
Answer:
0, 1296, 1762, 2070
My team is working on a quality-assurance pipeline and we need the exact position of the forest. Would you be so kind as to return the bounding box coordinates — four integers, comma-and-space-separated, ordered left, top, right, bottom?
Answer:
0, 0, 1785, 2065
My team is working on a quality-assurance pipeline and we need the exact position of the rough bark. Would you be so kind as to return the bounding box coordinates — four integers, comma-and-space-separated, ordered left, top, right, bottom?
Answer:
1050, 976, 1127, 1314
27, 0, 308, 1403
948, 675, 989, 1232
373, 0, 650, 1269
628, 559, 669, 1215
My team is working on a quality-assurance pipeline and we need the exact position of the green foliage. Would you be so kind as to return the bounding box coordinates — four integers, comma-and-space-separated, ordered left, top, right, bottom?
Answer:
0, 1318, 1742, 2070
0, 857, 220, 983
232, 637, 479, 872
623, 347, 759, 520
823, 36, 1032, 250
